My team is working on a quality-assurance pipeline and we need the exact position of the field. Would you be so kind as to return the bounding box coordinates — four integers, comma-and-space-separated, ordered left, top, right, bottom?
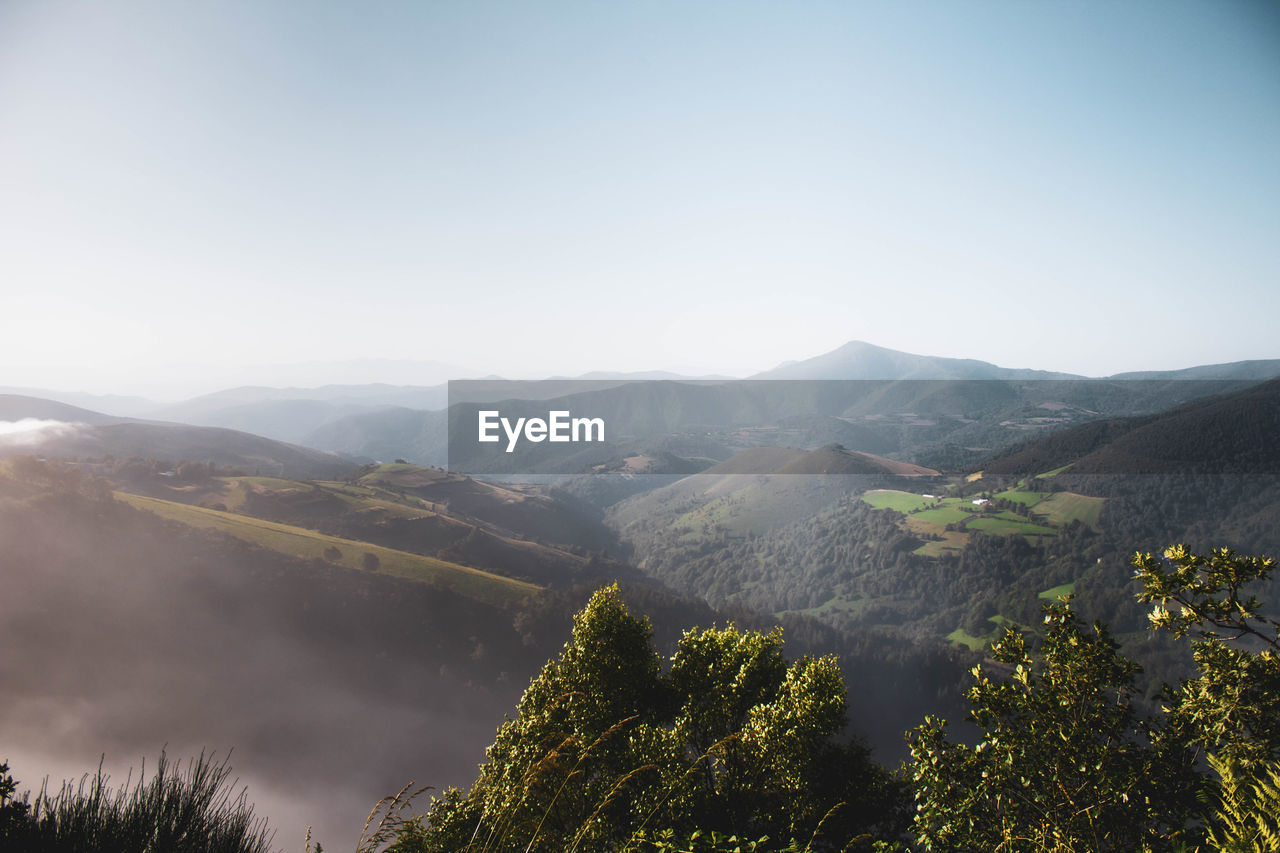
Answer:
966, 517, 1057, 537
862, 490, 936, 513
1035, 492, 1105, 528
994, 489, 1048, 506
864, 482, 1106, 557
115, 492, 539, 606
1039, 582, 1077, 600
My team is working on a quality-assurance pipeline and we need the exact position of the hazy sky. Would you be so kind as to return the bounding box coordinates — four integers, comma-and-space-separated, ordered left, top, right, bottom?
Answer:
2, 1, 1277, 396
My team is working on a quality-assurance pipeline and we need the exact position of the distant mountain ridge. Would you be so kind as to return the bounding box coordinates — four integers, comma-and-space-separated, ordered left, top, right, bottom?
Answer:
0, 394, 355, 479
751, 341, 1084, 381
979, 377, 1280, 476
751, 340, 1280, 382
9, 342, 1279, 469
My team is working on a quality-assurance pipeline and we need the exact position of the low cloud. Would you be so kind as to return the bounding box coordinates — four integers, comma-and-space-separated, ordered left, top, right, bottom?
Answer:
0, 419, 82, 446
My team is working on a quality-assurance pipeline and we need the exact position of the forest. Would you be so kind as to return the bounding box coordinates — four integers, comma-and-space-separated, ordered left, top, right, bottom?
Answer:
3, 545, 1276, 851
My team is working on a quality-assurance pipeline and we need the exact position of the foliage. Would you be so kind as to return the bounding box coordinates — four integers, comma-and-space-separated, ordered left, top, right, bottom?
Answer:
0, 751, 276, 853
1133, 545, 1280, 768
0, 760, 31, 837
1133, 545, 1280, 846
1205, 753, 1280, 853
393, 584, 904, 852
906, 599, 1201, 851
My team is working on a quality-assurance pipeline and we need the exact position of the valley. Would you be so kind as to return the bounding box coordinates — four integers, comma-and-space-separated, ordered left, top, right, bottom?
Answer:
3, 345, 1278, 850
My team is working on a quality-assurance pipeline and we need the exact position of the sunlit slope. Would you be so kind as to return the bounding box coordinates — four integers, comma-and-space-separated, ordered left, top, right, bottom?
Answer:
115, 491, 539, 606
356, 463, 614, 548
108, 463, 612, 587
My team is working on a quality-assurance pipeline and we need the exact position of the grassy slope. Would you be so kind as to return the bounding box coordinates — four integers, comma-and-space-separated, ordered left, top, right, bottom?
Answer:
115, 492, 539, 606
863, 482, 1105, 644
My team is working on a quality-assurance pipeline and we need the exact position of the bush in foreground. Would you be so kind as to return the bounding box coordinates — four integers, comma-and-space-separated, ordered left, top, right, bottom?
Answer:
0, 750, 276, 853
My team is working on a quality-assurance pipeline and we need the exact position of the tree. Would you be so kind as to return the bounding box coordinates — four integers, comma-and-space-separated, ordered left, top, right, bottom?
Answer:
906, 599, 1201, 852
906, 545, 1280, 850
362, 552, 381, 572
1133, 545, 1280, 849
394, 585, 903, 852
0, 761, 30, 840
1132, 545, 1280, 768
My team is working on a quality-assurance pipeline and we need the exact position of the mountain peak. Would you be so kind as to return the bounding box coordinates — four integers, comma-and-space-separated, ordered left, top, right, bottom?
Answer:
751, 341, 1082, 381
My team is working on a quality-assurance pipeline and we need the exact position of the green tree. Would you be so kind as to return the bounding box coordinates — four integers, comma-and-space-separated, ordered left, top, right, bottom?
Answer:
1133, 545, 1280, 849
1133, 545, 1280, 768
906, 599, 1201, 852
394, 584, 902, 852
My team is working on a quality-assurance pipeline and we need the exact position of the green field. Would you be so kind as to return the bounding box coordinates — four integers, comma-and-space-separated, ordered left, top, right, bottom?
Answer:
117, 492, 539, 606
866, 481, 1104, 556
1039, 582, 1077, 600
913, 506, 970, 526
862, 490, 936, 513
1036, 492, 1105, 529
967, 517, 1057, 536
946, 628, 988, 651
994, 489, 1049, 507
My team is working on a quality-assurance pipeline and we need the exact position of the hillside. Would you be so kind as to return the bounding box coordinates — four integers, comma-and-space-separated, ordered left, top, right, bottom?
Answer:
0, 394, 358, 480
0, 458, 975, 845
0, 393, 129, 425
104, 461, 624, 588
113, 491, 539, 606
605, 379, 1280, 683
334, 374, 1266, 474
608, 445, 941, 562
980, 377, 1280, 476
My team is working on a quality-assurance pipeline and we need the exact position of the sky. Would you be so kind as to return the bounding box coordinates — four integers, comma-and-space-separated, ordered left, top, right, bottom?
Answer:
1, 1, 1278, 398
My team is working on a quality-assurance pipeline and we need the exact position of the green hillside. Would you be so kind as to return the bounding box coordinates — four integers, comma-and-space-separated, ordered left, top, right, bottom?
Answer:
116, 492, 540, 606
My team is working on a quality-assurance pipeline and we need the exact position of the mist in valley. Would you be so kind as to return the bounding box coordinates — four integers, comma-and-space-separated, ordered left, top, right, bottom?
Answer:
0, 477, 542, 850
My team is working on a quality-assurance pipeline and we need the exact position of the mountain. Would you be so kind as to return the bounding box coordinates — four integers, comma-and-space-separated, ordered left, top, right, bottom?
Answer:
752, 340, 1084, 380
0, 394, 129, 425
0, 394, 356, 480
0, 388, 160, 418
979, 377, 1280, 477
1106, 359, 1280, 381
152, 384, 455, 444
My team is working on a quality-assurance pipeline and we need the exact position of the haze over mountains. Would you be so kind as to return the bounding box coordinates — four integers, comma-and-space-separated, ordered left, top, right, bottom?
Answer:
6, 340, 1279, 472
4, 339, 1279, 848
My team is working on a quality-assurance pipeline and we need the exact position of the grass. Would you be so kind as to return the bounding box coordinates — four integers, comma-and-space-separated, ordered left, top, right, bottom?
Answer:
1038, 463, 1074, 478
861, 490, 935, 513
946, 628, 989, 651
994, 489, 1048, 507
861, 490, 975, 526
863, 481, 1101, 557
3, 751, 276, 853
947, 615, 1012, 650
116, 492, 539, 606
966, 517, 1057, 537
1035, 492, 1104, 529
913, 506, 972, 525
1039, 582, 1077, 600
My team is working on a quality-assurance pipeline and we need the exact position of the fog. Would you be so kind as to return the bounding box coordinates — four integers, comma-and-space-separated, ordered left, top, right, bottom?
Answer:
0, 419, 82, 445
0, 483, 538, 851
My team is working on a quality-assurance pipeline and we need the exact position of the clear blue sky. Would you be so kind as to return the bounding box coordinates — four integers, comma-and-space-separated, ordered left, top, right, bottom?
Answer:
2, 1, 1277, 396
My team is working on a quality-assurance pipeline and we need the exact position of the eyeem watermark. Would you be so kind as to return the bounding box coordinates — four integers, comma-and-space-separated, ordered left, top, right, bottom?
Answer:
478, 410, 605, 453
